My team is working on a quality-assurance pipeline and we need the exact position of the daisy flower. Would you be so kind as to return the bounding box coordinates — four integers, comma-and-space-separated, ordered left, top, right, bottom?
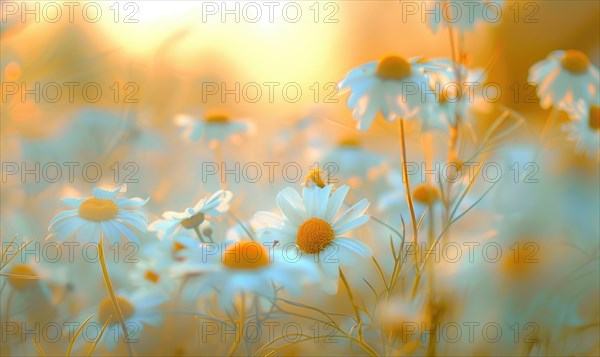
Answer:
528, 50, 599, 110
322, 136, 385, 185
338, 55, 430, 131
417, 59, 485, 130
147, 190, 233, 241
82, 290, 167, 352
174, 111, 252, 145
128, 237, 187, 296
172, 240, 316, 311
378, 170, 441, 212
48, 185, 149, 244
426, 0, 504, 34
255, 184, 372, 294
562, 100, 600, 159
1, 246, 58, 318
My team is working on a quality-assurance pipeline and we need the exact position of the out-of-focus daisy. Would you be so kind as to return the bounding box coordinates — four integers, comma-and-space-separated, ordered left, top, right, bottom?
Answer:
304, 168, 330, 188
81, 290, 167, 352
417, 59, 485, 130
322, 136, 385, 186
129, 238, 186, 296
173, 240, 316, 310
426, 0, 504, 34
339, 55, 430, 131
174, 111, 253, 145
378, 171, 441, 212
562, 101, 600, 159
148, 190, 232, 241
255, 184, 372, 294
2, 262, 52, 300
528, 50, 599, 109
48, 185, 149, 244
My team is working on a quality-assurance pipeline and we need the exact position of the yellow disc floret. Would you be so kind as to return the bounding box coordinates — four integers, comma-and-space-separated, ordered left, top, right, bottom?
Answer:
338, 136, 361, 147
412, 184, 441, 205
304, 169, 327, 188
376, 56, 412, 81
222, 241, 270, 269
180, 213, 205, 229
144, 270, 160, 283
98, 295, 135, 324
296, 218, 335, 254
205, 113, 230, 124
560, 50, 589, 74
8, 264, 37, 290
79, 198, 119, 222
5, 62, 21, 81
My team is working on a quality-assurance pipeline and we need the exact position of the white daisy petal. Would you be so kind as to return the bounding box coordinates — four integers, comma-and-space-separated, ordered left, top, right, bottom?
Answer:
335, 238, 373, 258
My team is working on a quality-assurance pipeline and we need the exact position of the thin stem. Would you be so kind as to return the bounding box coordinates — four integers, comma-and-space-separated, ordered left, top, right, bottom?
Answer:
228, 293, 245, 356
426, 202, 436, 357
339, 268, 363, 342
193, 226, 207, 243
397, 119, 420, 273
98, 237, 133, 356
0, 234, 19, 265
66, 313, 96, 357
87, 316, 112, 357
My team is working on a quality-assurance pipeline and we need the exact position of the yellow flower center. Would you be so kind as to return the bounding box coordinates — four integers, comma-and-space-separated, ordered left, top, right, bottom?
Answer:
560, 50, 589, 74
296, 218, 335, 254
78, 198, 119, 222
8, 264, 37, 290
205, 113, 230, 124
412, 184, 441, 205
376, 56, 412, 80
144, 270, 160, 283
173, 242, 186, 253
589, 105, 600, 131
304, 169, 326, 188
446, 161, 464, 181
180, 213, 205, 229
338, 136, 361, 147
98, 296, 135, 324
500, 240, 540, 278
222, 241, 270, 270
5, 62, 21, 81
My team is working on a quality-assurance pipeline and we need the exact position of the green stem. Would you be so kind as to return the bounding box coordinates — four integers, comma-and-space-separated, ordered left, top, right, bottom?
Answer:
98, 237, 133, 356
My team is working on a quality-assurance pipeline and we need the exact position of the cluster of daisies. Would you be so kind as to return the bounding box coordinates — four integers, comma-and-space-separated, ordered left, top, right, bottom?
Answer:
2, 0, 598, 355
339, 50, 599, 158
38, 177, 372, 351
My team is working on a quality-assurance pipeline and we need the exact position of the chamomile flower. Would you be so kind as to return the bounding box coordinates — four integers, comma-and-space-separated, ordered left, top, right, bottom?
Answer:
418, 59, 485, 130
173, 240, 316, 311
378, 170, 441, 213
426, 0, 504, 34
562, 101, 600, 159
174, 111, 252, 145
48, 185, 149, 244
322, 136, 385, 185
528, 50, 599, 109
83, 290, 167, 352
255, 184, 372, 294
147, 190, 233, 240
339, 55, 430, 131
1, 249, 54, 305
129, 238, 184, 296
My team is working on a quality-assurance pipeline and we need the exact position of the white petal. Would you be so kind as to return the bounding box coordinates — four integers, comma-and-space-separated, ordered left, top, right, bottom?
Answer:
335, 238, 372, 259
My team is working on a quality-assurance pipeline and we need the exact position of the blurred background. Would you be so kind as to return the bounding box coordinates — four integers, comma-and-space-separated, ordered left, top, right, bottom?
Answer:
1, 1, 599, 356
